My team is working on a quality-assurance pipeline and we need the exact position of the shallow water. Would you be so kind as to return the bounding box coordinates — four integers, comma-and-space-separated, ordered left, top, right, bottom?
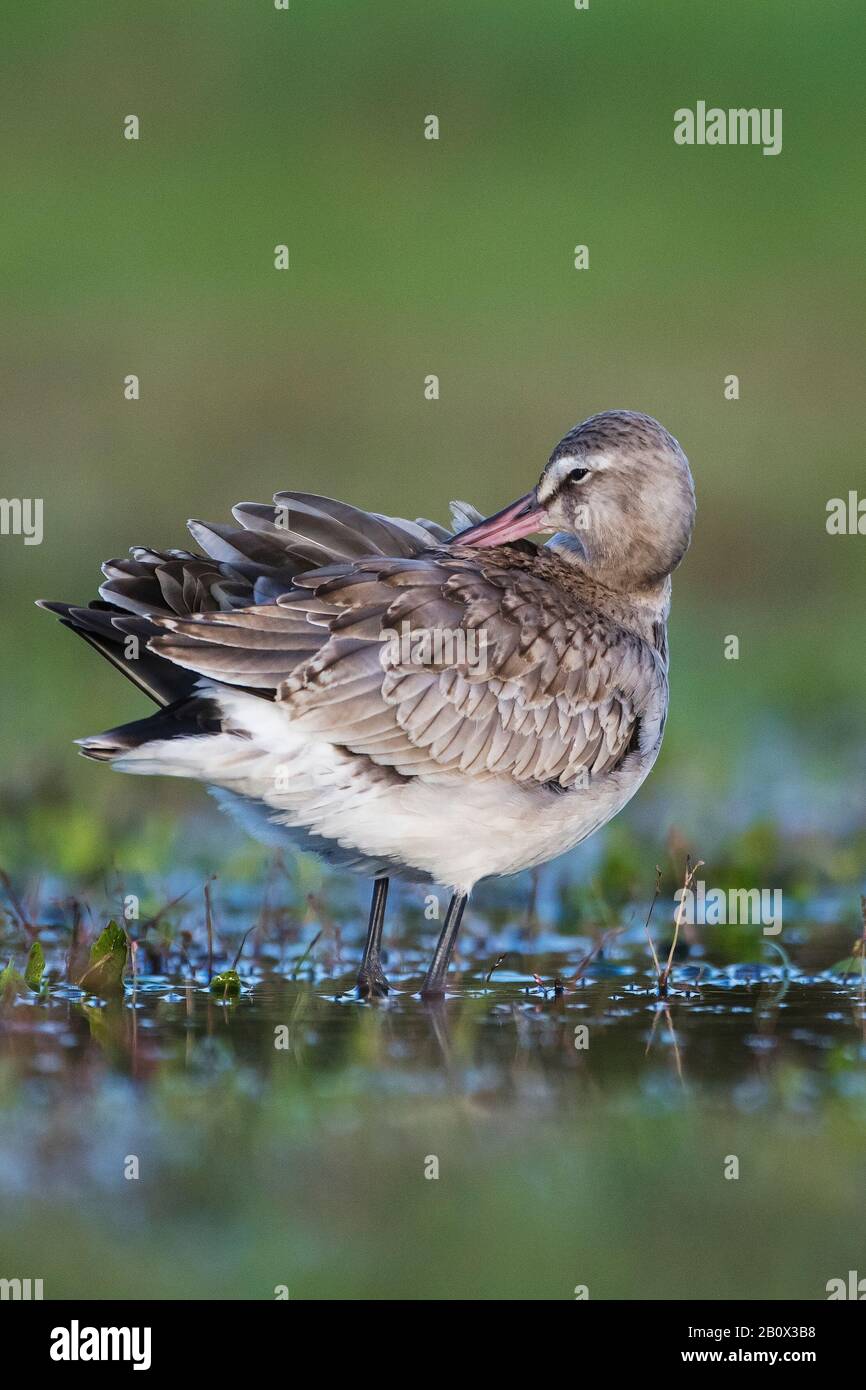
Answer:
2, 882, 865, 1300
7, 951, 866, 1101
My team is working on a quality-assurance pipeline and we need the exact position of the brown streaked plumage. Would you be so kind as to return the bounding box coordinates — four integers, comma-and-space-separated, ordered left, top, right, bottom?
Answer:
39, 410, 695, 997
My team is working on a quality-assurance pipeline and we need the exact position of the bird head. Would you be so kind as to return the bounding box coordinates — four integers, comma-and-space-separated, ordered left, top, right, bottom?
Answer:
456, 410, 696, 592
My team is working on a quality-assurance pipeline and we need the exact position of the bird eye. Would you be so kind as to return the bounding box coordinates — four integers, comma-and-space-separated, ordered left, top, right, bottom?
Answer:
568, 467, 590, 483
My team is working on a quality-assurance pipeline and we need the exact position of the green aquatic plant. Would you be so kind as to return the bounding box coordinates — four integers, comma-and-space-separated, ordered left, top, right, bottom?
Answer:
24, 940, 44, 990
77, 920, 127, 995
290, 929, 322, 982
0, 960, 25, 998
0, 941, 45, 997
209, 969, 242, 998
828, 896, 866, 985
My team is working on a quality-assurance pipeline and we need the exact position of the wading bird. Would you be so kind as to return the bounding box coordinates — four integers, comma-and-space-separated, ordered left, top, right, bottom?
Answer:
40, 410, 695, 997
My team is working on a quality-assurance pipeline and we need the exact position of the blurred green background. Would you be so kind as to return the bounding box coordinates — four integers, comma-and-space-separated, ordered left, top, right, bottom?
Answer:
2, 0, 866, 1306
1, 0, 864, 840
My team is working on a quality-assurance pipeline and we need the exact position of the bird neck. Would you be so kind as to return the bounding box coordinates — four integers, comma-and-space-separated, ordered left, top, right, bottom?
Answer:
546, 534, 672, 653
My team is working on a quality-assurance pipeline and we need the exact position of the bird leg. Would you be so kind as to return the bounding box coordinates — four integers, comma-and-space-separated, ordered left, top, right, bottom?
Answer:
420, 892, 468, 999
357, 877, 390, 998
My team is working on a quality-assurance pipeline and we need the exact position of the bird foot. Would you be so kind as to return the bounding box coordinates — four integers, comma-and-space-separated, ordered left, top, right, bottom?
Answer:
357, 966, 390, 1000
419, 982, 446, 1001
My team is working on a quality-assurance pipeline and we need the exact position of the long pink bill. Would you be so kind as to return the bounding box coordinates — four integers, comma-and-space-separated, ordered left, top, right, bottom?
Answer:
454, 492, 549, 548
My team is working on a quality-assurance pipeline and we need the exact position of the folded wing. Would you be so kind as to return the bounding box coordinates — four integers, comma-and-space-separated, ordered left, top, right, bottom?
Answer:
151, 548, 664, 790
39, 493, 461, 706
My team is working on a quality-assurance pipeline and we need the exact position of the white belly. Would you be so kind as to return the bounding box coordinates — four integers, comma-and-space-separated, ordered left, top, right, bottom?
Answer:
112, 686, 659, 893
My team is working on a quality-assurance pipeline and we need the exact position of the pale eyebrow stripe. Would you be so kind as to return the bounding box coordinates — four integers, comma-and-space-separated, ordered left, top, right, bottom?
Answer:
538, 455, 588, 501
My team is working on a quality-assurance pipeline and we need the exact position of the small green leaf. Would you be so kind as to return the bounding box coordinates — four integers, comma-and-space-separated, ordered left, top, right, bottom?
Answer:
24, 940, 45, 991
0, 961, 25, 998
210, 969, 242, 997
78, 920, 127, 994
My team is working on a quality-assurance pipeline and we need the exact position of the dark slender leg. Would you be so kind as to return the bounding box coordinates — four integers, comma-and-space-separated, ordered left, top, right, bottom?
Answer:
420, 892, 468, 999
357, 877, 390, 998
